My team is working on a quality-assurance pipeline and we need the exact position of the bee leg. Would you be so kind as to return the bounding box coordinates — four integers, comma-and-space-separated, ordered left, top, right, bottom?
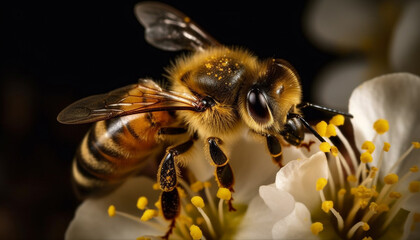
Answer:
158, 127, 188, 135
157, 139, 193, 238
265, 134, 283, 167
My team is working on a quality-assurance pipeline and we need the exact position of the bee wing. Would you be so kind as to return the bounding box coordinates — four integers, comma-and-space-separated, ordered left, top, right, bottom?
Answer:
134, 2, 220, 51
57, 79, 201, 124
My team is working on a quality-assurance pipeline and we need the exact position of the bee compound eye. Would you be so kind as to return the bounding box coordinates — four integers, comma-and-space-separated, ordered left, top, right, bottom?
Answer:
246, 88, 271, 124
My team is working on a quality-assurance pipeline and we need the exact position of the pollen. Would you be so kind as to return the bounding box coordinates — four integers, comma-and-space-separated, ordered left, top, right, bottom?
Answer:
383, 142, 391, 152
191, 196, 205, 208
191, 181, 204, 192
316, 178, 328, 191
362, 222, 370, 231
373, 119, 389, 134
137, 196, 148, 210
347, 175, 357, 183
389, 191, 402, 199
322, 201, 334, 213
331, 146, 339, 157
189, 224, 203, 240
412, 142, 420, 149
108, 205, 116, 217
384, 173, 399, 184
140, 209, 158, 222
152, 183, 160, 190
316, 121, 327, 137
319, 142, 331, 152
330, 114, 345, 126
360, 151, 373, 163
362, 141, 375, 154
217, 188, 231, 200
409, 181, 420, 193
311, 222, 324, 235
410, 166, 419, 172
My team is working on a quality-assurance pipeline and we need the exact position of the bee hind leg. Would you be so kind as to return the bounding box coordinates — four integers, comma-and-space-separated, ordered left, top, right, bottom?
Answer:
265, 134, 284, 167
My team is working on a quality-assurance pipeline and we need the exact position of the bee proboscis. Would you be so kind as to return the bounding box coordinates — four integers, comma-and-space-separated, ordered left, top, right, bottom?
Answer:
58, 1, 352, 237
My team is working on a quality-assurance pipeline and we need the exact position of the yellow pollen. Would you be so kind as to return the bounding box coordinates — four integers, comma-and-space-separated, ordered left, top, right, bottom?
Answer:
326, 124, 337, 137
108, 205, 116, 217
136, 237, 150, 240
409, 181, 420, 193
362, 223, 370, 231
330, 114, 345, 126
316, 178, 328, 191
322, 201, 334, 213
191, 196, 205, 208
319, 142, 331, 152
389, 191, 402, 199
152, 183, 160, 190
377, 203, 390, 213
373, 119, 389, 134
362, 141, 375, 154
369, 202, 378, 212
316, 121, 327, 137
184, 16, 191, 23
382, 142, 391, 152
154, 200, 161, 210
217, 188, 231, 200
189, 224, 203, 240
140, 209, 158, 222
347, 175, 357, 183
384, 173, 399, 184
360, 151, 373, 163
412, 142, 420, 149
338, 188, 347, 195
185, 203, 194, 212
362, 237, 373, 240
330, 146, 339, 157
191, 181, 204, 192
410, 166, 419, 172
196, 217, 205, 225
311, 222, 324, 235
136, 196, 148, 210
203, 181, 212, 188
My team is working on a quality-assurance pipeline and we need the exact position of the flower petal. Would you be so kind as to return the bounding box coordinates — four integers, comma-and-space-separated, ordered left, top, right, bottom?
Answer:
259, 184, 295, 217
65, 177, 166, 240
390, 0, 420, 76
349, 73, 420, 177
275, 151, 328, 211
271, 202, 316, 239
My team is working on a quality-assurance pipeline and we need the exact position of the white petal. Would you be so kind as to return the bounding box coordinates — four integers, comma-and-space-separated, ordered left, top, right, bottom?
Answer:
304, 0, 380, 51
402, 193, 420, 213
259, 184, 295, 217
271, 202, 316, 239
390, 1, 420, 76
312, 58, 368, 110
402, 212, 420, 240
275, 151, 328, 211
349, 73, 420, 177
65, 177, 166, 240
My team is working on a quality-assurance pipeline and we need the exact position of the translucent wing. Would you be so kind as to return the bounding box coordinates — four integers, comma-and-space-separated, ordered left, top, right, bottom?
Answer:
57, 79, 202, 124
134, 1, 220, 51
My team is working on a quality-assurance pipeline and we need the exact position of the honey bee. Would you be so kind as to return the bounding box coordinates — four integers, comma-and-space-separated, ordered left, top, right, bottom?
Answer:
58, 1, 352, 234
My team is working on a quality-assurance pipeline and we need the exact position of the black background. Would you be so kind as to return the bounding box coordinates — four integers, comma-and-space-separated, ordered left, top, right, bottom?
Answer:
0, 0, 335, 239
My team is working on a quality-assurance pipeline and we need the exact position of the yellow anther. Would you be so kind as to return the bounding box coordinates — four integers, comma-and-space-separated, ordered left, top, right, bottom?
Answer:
152, 183, 160, 190
322, 201, 334, 213
360, 199, 369, 209
108, 205, 116, 217
316, 121, 327, 137
326, 124, 337, 137
316, 178, 328, 191
360, 151, 373, 163
191, 196, 205, 208
347, 175, 357, 183
154, 200, 161, 210
330, 114, 345, 126
190, 181, 204, 192
185, 203, 194, 213
311, 222, 324, 235
377, 203, 390, 213
362, 141, 375, 154
203, 181, 212, 188
217, 188, 231, 200
196, 217, 205, 225
319, 142, 331, 152
370, 167, 378, 178
189, 224, 203, 240
362, 223, 370, 231
373, 119, 389, 134
178, 187, 187, 198
412, 142, 420, 149
384, 173, 399, 184
137, 196, 148, 210
136, 237, 151, 240
330, 146, 339, 157
369, 202, 378, 212
409, 181, 420, 193
410, 166, 419, 173
183, 16, 191, 23
383, 142, 391, 152
389, 192, 402, 199
338, 188, 346, 196
140, 209, 158, 222
362, 237, 373, 240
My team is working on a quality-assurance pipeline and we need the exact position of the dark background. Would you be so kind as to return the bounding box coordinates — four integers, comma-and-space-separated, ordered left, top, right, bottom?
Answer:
0, 0, 335, 239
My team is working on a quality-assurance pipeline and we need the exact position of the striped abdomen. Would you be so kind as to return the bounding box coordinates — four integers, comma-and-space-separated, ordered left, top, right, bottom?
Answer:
72, 111, 176, 198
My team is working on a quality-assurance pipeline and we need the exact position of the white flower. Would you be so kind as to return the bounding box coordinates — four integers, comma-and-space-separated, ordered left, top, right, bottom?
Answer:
65, 133, 317, 239
304, 0, 420, 109
237, 73, 420, 239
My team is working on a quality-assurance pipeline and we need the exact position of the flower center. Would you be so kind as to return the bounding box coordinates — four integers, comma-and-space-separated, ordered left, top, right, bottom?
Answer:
107, 178, 246, 239
312, 117, 419, 239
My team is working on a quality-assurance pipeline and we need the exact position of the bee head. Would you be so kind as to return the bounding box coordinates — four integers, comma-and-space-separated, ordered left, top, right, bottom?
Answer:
240, 59, 302, 135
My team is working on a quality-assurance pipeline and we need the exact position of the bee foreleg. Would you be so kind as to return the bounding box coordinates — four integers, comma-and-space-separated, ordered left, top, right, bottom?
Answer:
206, 137, 235, 189
265, 134, 283, 167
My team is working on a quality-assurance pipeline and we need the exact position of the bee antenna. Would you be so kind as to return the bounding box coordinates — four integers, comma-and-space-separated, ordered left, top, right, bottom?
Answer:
288, 113, 325, 143
298, 102, 353, 118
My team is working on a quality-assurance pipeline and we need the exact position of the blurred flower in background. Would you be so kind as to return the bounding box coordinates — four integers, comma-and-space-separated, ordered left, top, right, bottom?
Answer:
304, 0, 420, 110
